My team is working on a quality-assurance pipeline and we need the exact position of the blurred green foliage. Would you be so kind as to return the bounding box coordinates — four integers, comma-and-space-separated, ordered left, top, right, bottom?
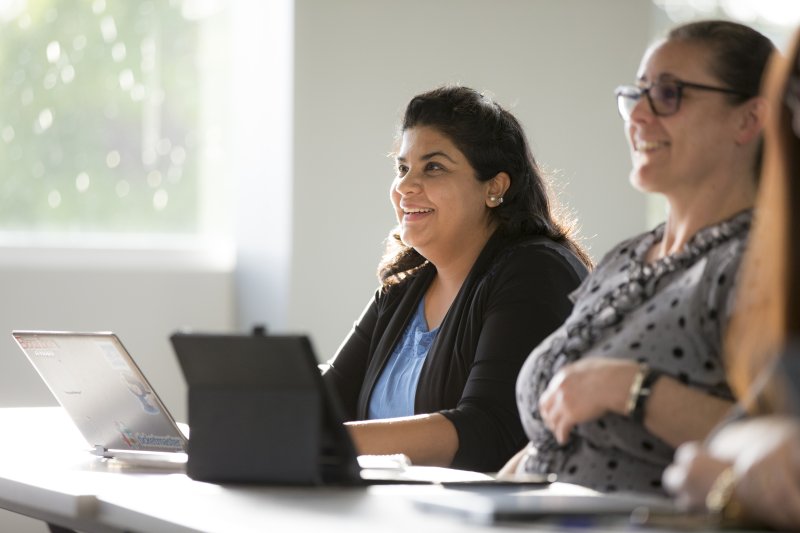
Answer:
0, 0, 201, 234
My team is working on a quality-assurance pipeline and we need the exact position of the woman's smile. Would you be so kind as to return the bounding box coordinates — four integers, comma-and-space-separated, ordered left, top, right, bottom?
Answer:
401, 206, 435, 223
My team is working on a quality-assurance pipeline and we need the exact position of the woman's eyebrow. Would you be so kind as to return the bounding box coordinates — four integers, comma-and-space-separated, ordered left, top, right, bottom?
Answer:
638, 72, 678, 83
394, 150, 458, 165
421, 151, 456, 163
396, 150, 457, 163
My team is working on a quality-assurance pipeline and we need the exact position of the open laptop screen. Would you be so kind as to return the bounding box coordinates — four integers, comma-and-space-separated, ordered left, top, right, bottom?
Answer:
12, 330, 186, 454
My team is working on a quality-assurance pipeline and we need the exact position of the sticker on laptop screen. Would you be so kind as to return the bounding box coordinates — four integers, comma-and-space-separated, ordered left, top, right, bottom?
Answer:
120, 371, 161, 415
99, 342, 129, 370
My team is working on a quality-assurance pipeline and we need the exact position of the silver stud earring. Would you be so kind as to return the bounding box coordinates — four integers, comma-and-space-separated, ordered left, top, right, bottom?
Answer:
489, 196, 504, 205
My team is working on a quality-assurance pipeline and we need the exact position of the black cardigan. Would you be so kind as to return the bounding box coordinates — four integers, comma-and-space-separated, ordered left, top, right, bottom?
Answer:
323, 231, 587, 471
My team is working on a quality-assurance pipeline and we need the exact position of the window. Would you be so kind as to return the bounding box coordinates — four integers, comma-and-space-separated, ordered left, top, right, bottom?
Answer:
0, 0, 229, 239
652, 0, 800, 32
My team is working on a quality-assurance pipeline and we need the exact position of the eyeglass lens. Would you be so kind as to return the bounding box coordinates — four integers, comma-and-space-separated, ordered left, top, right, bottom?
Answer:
617, 82, 681, 120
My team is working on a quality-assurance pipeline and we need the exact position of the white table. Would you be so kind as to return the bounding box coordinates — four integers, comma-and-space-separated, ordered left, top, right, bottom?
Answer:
0, 407, 570, 532
4, 407, 723, 533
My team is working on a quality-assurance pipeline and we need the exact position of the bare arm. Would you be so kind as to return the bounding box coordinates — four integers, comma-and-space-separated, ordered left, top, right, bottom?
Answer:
644, 375, 733, 447
539, 358, 733, 447
345, 413, 458, 466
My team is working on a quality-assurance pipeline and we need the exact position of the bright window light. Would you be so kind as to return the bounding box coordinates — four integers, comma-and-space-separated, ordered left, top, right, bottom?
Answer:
653, 0, 800, 32
0, 0, 231, 244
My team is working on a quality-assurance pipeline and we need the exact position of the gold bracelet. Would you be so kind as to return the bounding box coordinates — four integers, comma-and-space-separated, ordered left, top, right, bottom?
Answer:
706, 466, 745, 524
625, 363, 648, 416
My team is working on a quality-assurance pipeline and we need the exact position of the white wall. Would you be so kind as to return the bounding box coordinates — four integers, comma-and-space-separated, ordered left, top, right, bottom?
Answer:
288, 0, 653, 359
0, 247, 235, 421
232, 0, 295, 334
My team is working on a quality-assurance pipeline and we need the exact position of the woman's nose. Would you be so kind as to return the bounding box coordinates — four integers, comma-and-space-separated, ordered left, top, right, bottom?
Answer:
629, 93, 655, 123
394, 171, 419, 195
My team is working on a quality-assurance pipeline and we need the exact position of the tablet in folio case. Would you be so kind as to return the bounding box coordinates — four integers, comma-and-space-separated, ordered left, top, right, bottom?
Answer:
170, 330, 361, 485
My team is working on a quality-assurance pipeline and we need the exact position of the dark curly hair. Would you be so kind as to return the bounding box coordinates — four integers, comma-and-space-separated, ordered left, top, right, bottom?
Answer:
378, 85, 590, 287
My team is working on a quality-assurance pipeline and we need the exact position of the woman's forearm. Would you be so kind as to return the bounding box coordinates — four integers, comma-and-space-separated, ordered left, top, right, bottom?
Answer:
345, 413, 459, 466
537, 358, 734, 448
645, 377, 734, 447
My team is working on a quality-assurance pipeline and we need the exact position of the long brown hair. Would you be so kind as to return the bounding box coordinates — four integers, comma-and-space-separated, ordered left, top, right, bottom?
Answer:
725, 31, 800, 412
378, 85, 590, 287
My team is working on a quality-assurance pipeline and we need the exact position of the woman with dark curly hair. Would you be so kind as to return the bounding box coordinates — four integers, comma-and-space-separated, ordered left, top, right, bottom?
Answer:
323, 85, 590, 471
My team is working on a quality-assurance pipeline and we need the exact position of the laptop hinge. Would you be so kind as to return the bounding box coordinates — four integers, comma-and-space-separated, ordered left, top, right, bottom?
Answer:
92, 445, 114, 458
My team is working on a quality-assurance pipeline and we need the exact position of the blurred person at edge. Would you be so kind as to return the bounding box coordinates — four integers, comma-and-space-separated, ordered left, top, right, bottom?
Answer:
663, 27, 800, 531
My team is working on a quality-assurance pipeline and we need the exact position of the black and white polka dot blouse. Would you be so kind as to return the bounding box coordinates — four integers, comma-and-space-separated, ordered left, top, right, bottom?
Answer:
515, 209, 752, 494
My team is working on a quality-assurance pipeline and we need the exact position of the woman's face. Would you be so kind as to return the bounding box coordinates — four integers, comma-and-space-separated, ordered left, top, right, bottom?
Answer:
391, 126, 494, 262
626, 39, 744, 195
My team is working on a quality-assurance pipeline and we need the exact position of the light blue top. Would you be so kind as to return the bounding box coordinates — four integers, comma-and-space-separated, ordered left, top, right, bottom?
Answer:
368, 297, 439, 419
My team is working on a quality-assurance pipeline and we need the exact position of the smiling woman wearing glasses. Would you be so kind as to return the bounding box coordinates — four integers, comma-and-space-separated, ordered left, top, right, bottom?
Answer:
504, 20, 775, 493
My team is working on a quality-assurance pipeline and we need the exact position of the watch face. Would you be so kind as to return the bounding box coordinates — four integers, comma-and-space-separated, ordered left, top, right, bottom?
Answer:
633, 368, 663, 424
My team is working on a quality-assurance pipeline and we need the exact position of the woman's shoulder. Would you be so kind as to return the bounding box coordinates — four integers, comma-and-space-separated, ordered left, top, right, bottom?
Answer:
689, 209, 753, 282
695, 225, 751, 301
565, 230, 655, 303
486, 234, 588, 283
704, 222, 751, 261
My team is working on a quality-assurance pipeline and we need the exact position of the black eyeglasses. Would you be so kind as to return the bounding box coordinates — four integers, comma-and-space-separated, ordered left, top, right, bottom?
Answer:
615, 79, 753, 121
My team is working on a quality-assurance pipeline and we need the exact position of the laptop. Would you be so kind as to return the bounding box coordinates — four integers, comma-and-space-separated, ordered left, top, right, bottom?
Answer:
410, 482, 678, 525
12, 330, 188, 466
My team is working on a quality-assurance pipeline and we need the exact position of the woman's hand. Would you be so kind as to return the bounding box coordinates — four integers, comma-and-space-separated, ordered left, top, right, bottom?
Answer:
726, 417, 800, 530
662, 442, 730, 510
664, 417, 800, 531
538, 358, 638, 444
